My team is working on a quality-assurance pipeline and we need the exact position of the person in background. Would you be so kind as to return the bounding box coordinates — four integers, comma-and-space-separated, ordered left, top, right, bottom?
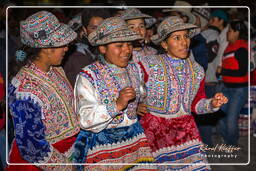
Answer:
137, 16, 228, 170
7, 11, 80, 170
64, 9, 111, 87
217, 20, 248, 145
190, 7, 211, 72
195, 9, 229, 147
72, 17, 156, 171
162, 0, 197, 24
121, 8, 158, 63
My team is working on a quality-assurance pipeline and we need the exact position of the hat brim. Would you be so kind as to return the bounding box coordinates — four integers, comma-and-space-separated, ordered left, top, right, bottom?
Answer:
49, 23, 77, 47
88, 29, 143, 46
122, 13, 152, 21
151, 23, 200, 45
162, 9, 196, 24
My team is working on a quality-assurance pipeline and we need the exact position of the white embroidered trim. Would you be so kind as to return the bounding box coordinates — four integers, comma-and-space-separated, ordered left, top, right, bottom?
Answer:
153, 139, 202, 158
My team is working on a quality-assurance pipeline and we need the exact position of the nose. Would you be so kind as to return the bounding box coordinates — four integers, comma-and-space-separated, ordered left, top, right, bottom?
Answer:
181, 36, 189, 47
122, 43, 132, 54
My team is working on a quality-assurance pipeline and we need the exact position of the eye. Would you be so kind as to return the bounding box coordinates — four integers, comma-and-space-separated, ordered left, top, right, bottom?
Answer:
172, 35, 180, 40
128, 25, 135, 30
139, 25, 146, 29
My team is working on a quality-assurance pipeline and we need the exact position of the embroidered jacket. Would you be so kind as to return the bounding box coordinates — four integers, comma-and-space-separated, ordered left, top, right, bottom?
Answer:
8, 63, 80, 168
74, 59, 145, 133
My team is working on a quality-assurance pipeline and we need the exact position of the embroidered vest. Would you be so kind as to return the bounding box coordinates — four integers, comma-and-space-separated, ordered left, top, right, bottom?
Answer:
141, 54, 204, 118
83, 61, 142, 124
13, 64, 80, 144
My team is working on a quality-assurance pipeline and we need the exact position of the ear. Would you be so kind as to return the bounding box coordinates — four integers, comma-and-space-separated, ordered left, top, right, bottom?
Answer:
161, 41, 168, 51
98, 45, 107, 55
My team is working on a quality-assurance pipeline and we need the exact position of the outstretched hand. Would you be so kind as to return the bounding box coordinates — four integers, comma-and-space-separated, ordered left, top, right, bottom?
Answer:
211, 92, 228, 108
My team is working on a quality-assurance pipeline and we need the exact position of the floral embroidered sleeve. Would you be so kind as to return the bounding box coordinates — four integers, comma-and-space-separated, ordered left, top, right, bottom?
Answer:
191, 78, 220, 114
8, 85, 71, 169
74, 71, 119, 133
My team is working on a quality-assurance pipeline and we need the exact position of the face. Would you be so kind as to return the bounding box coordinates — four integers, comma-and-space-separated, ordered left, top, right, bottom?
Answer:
99, 42, 133, 68
127, 18, 146, 40
161, 30, 190, 59
227, 27, 239, 43
209, 17, 223, 29
49, 46, 69, 65
86, 16, 104, 35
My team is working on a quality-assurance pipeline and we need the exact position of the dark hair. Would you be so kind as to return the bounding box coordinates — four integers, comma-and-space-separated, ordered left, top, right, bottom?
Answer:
81, 8, 110, 27
9, 45, 41, 80
229, 20, 248, 40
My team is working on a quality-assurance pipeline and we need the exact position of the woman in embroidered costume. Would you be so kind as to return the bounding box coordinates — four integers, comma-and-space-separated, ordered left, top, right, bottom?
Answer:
7, 11, 80, 170
121, 8, 158, 63
72, 17, 156, 171
137, 16, 228, 170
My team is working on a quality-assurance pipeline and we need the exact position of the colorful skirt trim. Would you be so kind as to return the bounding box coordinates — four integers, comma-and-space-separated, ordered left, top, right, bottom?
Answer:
73, 121, 157, 171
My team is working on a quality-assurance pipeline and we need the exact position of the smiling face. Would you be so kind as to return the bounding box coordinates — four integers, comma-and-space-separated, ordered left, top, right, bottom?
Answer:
99, 42, 133, 68
161, 30, 190, 59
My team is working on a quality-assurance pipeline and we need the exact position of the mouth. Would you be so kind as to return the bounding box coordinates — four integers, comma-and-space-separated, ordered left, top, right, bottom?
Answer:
180, 49, 189, 53
121, 55, 131, 61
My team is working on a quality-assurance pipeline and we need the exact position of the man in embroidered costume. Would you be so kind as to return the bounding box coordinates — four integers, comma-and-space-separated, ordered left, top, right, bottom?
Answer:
73, 17, 156, 171
7, 11, 80, 170
137, 16, 228, 170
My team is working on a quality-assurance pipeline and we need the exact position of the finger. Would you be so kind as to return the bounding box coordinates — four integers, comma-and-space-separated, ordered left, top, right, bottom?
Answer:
123, 87, 135, 91
137, 111, 145, 116
138, 106, 148, 113
123, 89, 136, 94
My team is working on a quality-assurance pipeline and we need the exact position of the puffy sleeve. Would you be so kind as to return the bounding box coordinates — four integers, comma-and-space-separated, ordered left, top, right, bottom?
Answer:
8, 84, 71, 170
74, 70, 120, 133
191, 77, 220, 114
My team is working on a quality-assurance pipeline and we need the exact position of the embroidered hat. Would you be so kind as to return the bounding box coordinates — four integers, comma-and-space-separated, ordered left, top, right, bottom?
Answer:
88, 17, 143, 46
120, 8, 155, 28
162, 1, 197, 24
151, 16, 200, 45
192, 7, 211, 28
20, 11, 77, 48
68, 13, 82, 31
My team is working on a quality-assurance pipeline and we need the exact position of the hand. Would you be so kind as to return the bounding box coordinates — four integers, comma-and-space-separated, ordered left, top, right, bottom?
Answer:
116, 87, 136, 111
137, 103, 148, 116
216, 66, 222, 74
211, 92, 228, 108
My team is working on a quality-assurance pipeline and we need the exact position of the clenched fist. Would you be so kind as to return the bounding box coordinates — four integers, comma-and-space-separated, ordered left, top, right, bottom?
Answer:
116, 87, 136, 111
